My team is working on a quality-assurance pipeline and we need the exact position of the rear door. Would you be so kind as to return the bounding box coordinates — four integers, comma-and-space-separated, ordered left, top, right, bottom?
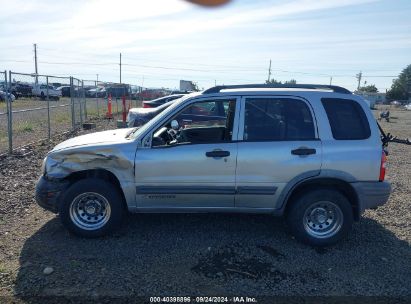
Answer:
235, 96, 322, 209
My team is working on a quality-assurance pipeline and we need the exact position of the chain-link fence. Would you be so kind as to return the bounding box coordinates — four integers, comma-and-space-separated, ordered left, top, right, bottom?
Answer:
47, 75, 72, 137
71, 77, 85, 128
0, 70, 9, 154
1, 70, 144, 155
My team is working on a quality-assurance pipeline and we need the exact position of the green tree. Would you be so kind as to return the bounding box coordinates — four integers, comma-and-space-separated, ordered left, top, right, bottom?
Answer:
358, 84, 378, 93
386, 64, 411, 101
285, 79, 297, 85
265, 79, 297, 85
266, 79, 282, 84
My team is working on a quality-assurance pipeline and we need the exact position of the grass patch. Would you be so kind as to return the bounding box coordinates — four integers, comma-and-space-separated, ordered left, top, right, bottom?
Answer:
21, 123, 34, 132
0, 262, 8, 274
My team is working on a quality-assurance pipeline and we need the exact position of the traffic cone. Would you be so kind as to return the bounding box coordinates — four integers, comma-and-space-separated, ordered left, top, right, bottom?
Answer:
106, 93, 113, 119
122, 95, 127, 123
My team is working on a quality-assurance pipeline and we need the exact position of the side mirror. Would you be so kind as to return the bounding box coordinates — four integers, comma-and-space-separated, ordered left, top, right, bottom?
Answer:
171, 120, 179, 130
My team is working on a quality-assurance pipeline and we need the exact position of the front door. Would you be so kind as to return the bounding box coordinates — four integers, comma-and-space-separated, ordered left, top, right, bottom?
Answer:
235, 96, 322, 209
135, 97, 239, 208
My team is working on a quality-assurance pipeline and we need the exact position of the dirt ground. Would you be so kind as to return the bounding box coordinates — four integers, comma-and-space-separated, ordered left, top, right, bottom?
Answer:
0, 107, 410, 303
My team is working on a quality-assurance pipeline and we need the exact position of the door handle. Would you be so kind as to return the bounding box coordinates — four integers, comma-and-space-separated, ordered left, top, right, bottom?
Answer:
291, 148, 316, 156
206, 150, 230, 158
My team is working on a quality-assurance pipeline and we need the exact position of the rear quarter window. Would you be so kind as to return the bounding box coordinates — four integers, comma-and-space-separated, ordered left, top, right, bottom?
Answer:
321, 98, 371, 140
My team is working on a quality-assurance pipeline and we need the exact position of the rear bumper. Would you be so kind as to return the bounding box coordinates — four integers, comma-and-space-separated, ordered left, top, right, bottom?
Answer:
351, 181, 391, 214
35, 176, 70, 213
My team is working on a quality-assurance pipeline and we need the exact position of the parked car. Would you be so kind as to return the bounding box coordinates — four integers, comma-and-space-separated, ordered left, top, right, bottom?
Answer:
86, 87, 106, 98
11, 83, 33, 99
56, 86, 71, 97
127, 101, 172, 128
137, 89, 166, 100
143, 94, 186, 108
404, 103, 411, 110
106, 85, 130, 98
0, 90, 15, 102
36, 84, 391, 246
32, 84, 62, 100
127, 95, 223, 128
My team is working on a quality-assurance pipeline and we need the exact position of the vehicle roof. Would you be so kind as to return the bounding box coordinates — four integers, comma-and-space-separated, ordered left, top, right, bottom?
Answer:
193, 84, 364, 102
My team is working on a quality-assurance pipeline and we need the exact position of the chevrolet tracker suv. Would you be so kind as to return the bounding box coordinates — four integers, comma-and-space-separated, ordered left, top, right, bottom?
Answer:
36, 84, 391, 246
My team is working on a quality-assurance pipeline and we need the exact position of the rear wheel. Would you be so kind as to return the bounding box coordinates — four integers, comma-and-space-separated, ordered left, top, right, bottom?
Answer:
286, 189, 353, 246
59, 179, 125, 237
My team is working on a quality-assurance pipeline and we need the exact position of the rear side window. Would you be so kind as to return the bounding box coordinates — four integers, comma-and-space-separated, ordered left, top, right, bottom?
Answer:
244, 98, 315, 141
322, 98, 370, 140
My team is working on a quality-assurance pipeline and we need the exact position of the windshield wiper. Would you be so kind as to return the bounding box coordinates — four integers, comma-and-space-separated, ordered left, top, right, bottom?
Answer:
125, 127, 140, 138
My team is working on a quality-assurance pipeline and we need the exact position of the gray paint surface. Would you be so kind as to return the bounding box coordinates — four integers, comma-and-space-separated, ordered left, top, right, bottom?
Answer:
41, 89, 390, 215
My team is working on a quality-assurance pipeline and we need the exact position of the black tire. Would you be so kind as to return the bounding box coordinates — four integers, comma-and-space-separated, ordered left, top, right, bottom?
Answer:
59, 179, 125, 237
40, 92, 45, 100
286, 189, 353, 247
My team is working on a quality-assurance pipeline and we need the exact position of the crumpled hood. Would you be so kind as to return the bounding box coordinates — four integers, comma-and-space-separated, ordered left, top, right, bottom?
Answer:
52, 128, 133, 152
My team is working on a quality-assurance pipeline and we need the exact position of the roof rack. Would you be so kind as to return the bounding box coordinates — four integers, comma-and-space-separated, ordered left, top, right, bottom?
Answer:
203, 84, 352, 94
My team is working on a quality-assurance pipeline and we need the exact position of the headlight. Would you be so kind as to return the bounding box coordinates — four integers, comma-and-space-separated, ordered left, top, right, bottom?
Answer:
41, 157, 47, 175
42, 156, 60, 176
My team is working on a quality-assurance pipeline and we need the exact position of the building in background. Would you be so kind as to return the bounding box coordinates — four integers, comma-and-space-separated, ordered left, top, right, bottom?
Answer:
180, 80, 198, 92
356, 92, 386, 108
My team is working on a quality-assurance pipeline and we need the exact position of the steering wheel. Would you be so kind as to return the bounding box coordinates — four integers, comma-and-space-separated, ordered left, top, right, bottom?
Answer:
167, 128, 178, 142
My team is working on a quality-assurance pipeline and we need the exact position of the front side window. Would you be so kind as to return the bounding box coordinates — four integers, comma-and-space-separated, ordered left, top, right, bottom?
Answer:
152, 99, 236, 147
244, 98, 315, 141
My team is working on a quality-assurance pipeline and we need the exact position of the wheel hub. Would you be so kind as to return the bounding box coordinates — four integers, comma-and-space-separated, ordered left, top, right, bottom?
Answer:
303, 201, 343, 239
69, 192, 111, 231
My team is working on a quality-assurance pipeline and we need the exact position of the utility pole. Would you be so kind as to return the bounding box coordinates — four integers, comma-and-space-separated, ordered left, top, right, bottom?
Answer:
214, 80, 216, 86
356, 71, 362, 91
329, 76, 333, 85
34, 43, 38, 84
119, 53, 122, 84
267, 59, 272, 83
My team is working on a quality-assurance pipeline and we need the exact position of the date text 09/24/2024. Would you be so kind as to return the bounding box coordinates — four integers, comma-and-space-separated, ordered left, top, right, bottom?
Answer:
149, 296, 257, 303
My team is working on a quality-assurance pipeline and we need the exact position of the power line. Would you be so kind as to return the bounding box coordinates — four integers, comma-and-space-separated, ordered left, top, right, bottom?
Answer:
0, 57, 399, 78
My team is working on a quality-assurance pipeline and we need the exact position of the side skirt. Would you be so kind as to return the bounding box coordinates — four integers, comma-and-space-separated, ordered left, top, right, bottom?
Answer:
127, 206, 283, 216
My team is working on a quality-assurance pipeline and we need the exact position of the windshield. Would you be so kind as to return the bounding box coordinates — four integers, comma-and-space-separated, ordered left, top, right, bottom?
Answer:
156, 98, 183, 110
128, 93, 195, 140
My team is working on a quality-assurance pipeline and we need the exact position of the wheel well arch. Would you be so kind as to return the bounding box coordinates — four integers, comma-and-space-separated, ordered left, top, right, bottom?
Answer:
64, 169, 127, 211
283, 178, 360, 221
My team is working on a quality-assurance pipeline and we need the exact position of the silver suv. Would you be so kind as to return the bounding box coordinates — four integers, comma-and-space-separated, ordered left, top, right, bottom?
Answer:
36, 84, 391, 246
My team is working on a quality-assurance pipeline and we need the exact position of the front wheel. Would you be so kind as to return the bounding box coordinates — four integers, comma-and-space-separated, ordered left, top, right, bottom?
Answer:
59, 179, 125, 237
286, 189, 353, 246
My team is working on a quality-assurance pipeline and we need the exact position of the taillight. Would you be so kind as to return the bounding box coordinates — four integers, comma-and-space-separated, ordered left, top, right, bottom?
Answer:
379, 150, 387, 182
143, 103, 152, 108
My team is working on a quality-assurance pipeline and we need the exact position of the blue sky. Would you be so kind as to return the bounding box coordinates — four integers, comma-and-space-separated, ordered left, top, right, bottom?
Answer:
0, 0, 410, 91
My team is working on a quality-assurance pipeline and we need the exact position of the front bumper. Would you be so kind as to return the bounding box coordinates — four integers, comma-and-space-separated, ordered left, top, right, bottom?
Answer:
35, 176, 70, 213
351, 181, 391, 214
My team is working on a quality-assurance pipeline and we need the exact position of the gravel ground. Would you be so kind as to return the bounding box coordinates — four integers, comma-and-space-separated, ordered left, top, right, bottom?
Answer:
0, 109, 410, 303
